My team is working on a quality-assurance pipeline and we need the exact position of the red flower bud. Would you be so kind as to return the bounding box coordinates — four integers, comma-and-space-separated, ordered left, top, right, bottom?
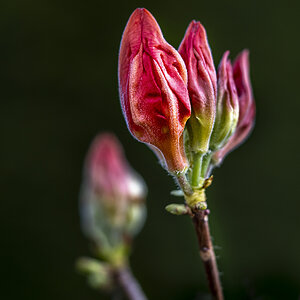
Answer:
118, 8, 191, 173
178, 21, 217, 154
213, 50, 255, 165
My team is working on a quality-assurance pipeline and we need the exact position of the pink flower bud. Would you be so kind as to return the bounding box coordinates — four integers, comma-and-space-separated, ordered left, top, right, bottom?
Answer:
81, 133, 147, 245
85, 133, 146, 202
118, 8, 191, 173
210, 51, 239, 151
178, 21, 217, 154
213, 50, 255, 165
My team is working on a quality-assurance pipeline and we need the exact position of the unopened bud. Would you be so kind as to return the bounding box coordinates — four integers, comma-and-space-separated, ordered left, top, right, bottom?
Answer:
210, 51, 239, 151
179, 20, 217, 154
119, 8, 191, 173
213, 50, 255, 165
80, 133, 147, 252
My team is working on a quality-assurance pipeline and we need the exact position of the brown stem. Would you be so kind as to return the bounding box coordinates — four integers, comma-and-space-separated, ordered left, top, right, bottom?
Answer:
114, 266, 148, 300
191, 209, 224, 300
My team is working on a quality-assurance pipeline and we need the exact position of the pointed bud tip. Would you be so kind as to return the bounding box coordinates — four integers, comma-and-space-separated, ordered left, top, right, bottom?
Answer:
131, 8, 154, 20
189, 20, 206, 32
241, 49, 250, 58
127, 7, 160, 29
219, 51, 230, 66
233, 49, 250, 71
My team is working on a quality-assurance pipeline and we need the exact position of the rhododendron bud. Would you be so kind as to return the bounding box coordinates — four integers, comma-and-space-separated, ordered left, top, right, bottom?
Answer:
86, 133, 145, 202
178, 21, 217, 154
210, 51, 239, 151
80, 133, 147, 251
118, 8, 191, 173
213, 50, 255, 165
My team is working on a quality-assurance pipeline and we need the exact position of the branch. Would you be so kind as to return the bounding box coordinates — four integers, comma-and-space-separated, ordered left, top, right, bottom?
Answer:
114, 266, 148, 300
191, 209, 223, 300
174, 173, 223, 299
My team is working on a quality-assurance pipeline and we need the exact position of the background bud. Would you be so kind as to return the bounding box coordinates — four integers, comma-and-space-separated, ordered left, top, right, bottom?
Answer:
118, 8, 191, 173
178, 21, 217, 154
213, 50, 255, 165
210, 51, 239, 151
80, 133, 147, 260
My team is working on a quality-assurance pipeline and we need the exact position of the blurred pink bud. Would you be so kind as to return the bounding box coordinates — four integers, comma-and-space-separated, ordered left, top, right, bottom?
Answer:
178, 21, 217, 153
85, 133, 146, 201
81, 133, 147, 245
210, 51, 239, 151
118, 8, 191, 173
213, 50, 255, 164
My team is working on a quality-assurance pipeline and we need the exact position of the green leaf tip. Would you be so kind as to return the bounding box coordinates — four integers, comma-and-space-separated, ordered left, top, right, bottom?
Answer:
170, 190, 184, 197
76, 257, 111, 289
165, 203, 189, 215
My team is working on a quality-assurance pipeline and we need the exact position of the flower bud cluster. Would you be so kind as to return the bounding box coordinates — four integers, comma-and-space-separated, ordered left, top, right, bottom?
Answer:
118, 8, 255, 186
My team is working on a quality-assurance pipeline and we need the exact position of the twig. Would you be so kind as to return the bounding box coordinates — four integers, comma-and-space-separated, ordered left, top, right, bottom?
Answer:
113, 266, 148, 300
175, 173, 223, 299
191, 209, 223, 300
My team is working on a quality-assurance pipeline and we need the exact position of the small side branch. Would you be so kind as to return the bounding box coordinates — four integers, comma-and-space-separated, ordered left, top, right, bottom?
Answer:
191, 209, 223, 300
114, 266, 148, 300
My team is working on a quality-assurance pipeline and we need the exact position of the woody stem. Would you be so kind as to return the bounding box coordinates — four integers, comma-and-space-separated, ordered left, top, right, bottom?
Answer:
191, 209, 223, 300
113, 266, 148, 300
175, 173, 223, 300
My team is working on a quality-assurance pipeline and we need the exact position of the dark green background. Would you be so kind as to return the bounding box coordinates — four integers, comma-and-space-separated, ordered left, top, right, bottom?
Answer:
1, 0, 299, 299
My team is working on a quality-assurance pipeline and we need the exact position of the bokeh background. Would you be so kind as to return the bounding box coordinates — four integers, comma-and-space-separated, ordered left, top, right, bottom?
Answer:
1, 0, 299, 299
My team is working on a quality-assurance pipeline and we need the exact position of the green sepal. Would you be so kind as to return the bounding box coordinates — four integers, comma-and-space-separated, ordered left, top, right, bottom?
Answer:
186, 113, 214, 154
210, 101, 238, 151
